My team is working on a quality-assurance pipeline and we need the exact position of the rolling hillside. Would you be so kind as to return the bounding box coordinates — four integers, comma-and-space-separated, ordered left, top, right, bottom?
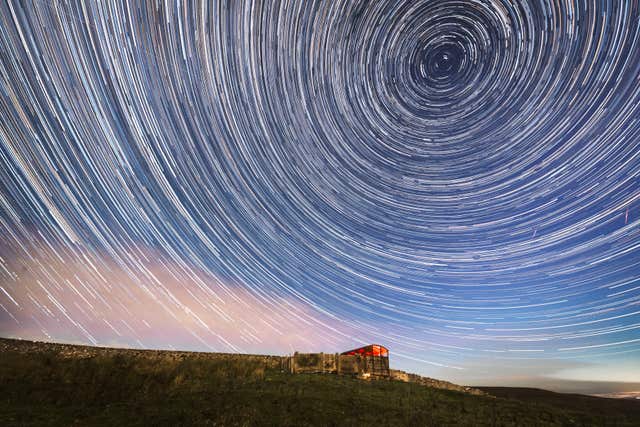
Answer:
1, 338, 638, 426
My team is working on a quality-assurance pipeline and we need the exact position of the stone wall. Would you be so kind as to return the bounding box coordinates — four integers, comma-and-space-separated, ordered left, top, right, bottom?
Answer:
282, 352, 389, 378
283, 352, 339, 374
390, 369, 486, 396
1, 338, 483, 396
0, 338, 283, 369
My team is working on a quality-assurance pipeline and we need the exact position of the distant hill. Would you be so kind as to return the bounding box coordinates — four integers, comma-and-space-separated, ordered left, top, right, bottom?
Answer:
592, 392, 640, 401
1, 338, 638, 426
477, 387, 640, 424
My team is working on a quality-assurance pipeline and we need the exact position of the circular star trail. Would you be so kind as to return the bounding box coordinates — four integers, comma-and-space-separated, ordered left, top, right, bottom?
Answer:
1, 0, 639, 380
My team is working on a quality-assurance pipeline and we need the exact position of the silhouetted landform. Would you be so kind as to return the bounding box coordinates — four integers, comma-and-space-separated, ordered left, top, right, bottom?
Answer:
592, 392, 640, 400
1, 337, 639, 426
478, 387, 640, 423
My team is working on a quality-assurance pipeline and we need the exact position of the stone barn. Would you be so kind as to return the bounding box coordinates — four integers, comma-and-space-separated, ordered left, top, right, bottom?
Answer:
282, 344, 390, 379
340, 344, 390, 378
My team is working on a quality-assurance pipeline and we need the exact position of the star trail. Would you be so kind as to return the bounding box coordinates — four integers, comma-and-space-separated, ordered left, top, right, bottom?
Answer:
1, 0, 639, 389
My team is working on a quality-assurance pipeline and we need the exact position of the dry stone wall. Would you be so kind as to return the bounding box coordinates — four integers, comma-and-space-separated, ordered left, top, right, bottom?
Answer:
1, 338, 484, 396
390, 369, 486, 396
0, 338, 283, 369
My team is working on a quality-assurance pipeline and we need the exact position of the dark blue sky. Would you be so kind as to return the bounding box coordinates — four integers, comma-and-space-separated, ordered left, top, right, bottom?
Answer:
1, 0, 639, 392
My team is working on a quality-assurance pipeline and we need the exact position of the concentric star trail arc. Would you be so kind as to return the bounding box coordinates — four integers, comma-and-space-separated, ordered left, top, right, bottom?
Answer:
1, 0, 639, 385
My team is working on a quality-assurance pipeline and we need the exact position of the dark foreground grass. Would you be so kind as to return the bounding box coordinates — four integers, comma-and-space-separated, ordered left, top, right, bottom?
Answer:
1, 344, 638, 426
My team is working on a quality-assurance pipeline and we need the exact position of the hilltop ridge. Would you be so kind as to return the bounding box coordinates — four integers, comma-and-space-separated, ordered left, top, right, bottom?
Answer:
1, 337, 639, 426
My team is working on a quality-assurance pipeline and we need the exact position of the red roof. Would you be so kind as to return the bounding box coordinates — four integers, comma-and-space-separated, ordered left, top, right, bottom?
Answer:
341, 344, 389, 357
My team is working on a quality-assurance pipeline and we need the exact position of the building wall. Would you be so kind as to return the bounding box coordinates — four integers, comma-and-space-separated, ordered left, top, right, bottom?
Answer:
281, 352, 390, 378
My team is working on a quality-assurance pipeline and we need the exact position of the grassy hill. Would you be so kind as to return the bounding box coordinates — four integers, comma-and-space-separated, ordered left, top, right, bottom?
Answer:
1, 338, 638, 426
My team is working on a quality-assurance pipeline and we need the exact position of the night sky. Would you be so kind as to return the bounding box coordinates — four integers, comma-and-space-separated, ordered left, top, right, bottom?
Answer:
1, 1, 639, 393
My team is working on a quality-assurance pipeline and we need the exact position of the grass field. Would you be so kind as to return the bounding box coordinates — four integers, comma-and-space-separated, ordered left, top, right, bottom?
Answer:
1, 338, 638, 426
